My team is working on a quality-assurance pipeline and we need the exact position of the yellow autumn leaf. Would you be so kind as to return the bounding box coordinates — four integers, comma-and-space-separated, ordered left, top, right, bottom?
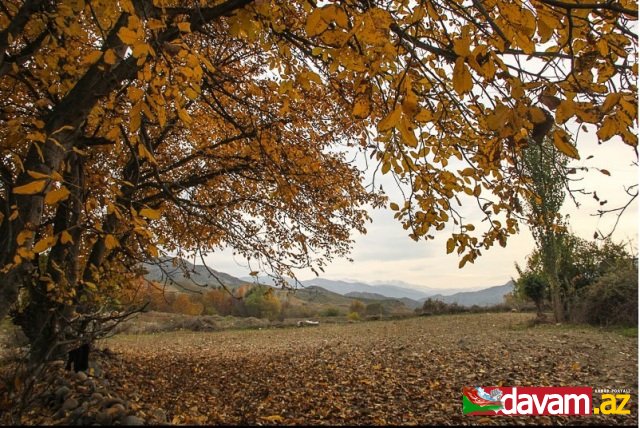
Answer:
453, 36, 471, 58
458, 255, 469, 268
402, 90, 418, 116
27, 170, 51, 180
105, 234, 119, 250
33, 235, 57, 254
118, 27, 138, 44
381, 161, 391, 174
390, 202, 399, 211
553, 130, 580, 159
185, 87, 198, 100
178, 108, 192, 125
305, 9, 329, 37
597, 116, 618, 141
528, 107, 547, 124
17, 230, 33, 246
140, 207, 162, 220
601, 93, 621, 113
177, 22, 191, 32
378, 107, 402, 132
398, 117, 418, 148
415, 109, 432, 123
44, 186, 70, 205
13, 180, 47, 195
333, 6, 349, 28
261, 415, 284, 423
104, 49, 117, 65
60, 230, 74, 245
147, 244, 159, 258
352, 96, 371, 119
84, 50, 102, 64
555, 100, 575, 124
132, 42, 148, 58
452, 57, 472, 95
486, 105, 510, 131
446, 238, 455, 254
147, 18, 166, 30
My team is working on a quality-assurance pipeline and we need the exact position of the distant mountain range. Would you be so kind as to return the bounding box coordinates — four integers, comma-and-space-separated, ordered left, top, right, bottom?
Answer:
242, 276, 485, 299
142, 258, 514, 307
427, 282, 515, 307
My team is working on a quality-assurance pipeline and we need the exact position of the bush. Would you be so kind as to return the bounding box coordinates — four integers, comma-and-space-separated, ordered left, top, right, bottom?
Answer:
280, 303, 318, 319
421, 298, 465, 315
349, 300, 366, 315
320, 307, 341, 317
347, 311, 361, 321
365, 302, 387, 316
573, 259, 638, 327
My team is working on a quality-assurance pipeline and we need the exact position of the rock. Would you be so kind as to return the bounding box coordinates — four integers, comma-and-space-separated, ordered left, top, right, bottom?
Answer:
55, 386, 71, 400
70, 404, 87, 421
75, 371, 88, 382
62, 397, 79, 411
106, 404, 126, 419
91, 392, 104, 402
121, 415, 145, 425
95, 411, 113, 425
101, 397, 125, 409
149, 409, 166, 422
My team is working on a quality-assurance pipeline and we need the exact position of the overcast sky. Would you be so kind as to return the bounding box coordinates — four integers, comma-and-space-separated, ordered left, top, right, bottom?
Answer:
206, 132, 638, 292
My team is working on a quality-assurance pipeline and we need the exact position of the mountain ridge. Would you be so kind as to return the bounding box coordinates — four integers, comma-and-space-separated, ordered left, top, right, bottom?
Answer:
142, 258, 513, 307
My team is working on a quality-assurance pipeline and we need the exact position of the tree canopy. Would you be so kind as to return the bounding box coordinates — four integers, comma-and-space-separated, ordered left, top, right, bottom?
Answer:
0, 0, 637, 360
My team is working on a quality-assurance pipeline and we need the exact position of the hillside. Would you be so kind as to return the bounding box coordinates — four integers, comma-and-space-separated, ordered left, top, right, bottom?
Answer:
142, 258, 514, 310
427, 281, 514, 307
282, 286, 413, 315
302, 278, 434, 300
345, 291, 422, 310
143, 258, 249, 291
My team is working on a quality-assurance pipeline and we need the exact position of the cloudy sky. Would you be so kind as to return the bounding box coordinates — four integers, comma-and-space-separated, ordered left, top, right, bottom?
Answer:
206, 133, 638, 292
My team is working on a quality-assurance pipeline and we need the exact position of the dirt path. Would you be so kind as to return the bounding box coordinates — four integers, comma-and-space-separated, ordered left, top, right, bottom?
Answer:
103, 313, 638, 425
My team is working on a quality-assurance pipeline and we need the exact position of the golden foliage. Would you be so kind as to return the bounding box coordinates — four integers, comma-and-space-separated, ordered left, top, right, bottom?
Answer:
0, 0, 636, 318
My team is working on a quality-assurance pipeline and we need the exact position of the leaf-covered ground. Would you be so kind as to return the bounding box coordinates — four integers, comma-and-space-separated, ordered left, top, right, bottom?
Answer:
102, 313, 637, 425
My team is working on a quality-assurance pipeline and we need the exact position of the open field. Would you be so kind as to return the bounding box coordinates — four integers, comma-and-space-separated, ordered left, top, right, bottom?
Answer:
101, 313, 638, 425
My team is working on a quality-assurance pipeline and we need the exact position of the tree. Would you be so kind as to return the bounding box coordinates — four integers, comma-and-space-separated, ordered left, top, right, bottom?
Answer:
515, 234, 636, 321
172, 294, 204, 316
514, 270, 547, 317
244, 286, 281, 320
521, 137, 569, 321
0, 0, 636, 364
203, 288, 234, 316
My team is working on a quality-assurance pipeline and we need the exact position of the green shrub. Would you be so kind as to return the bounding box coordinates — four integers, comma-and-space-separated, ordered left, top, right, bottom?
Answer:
244, 286, 282, 321
574, 259, 638, 327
